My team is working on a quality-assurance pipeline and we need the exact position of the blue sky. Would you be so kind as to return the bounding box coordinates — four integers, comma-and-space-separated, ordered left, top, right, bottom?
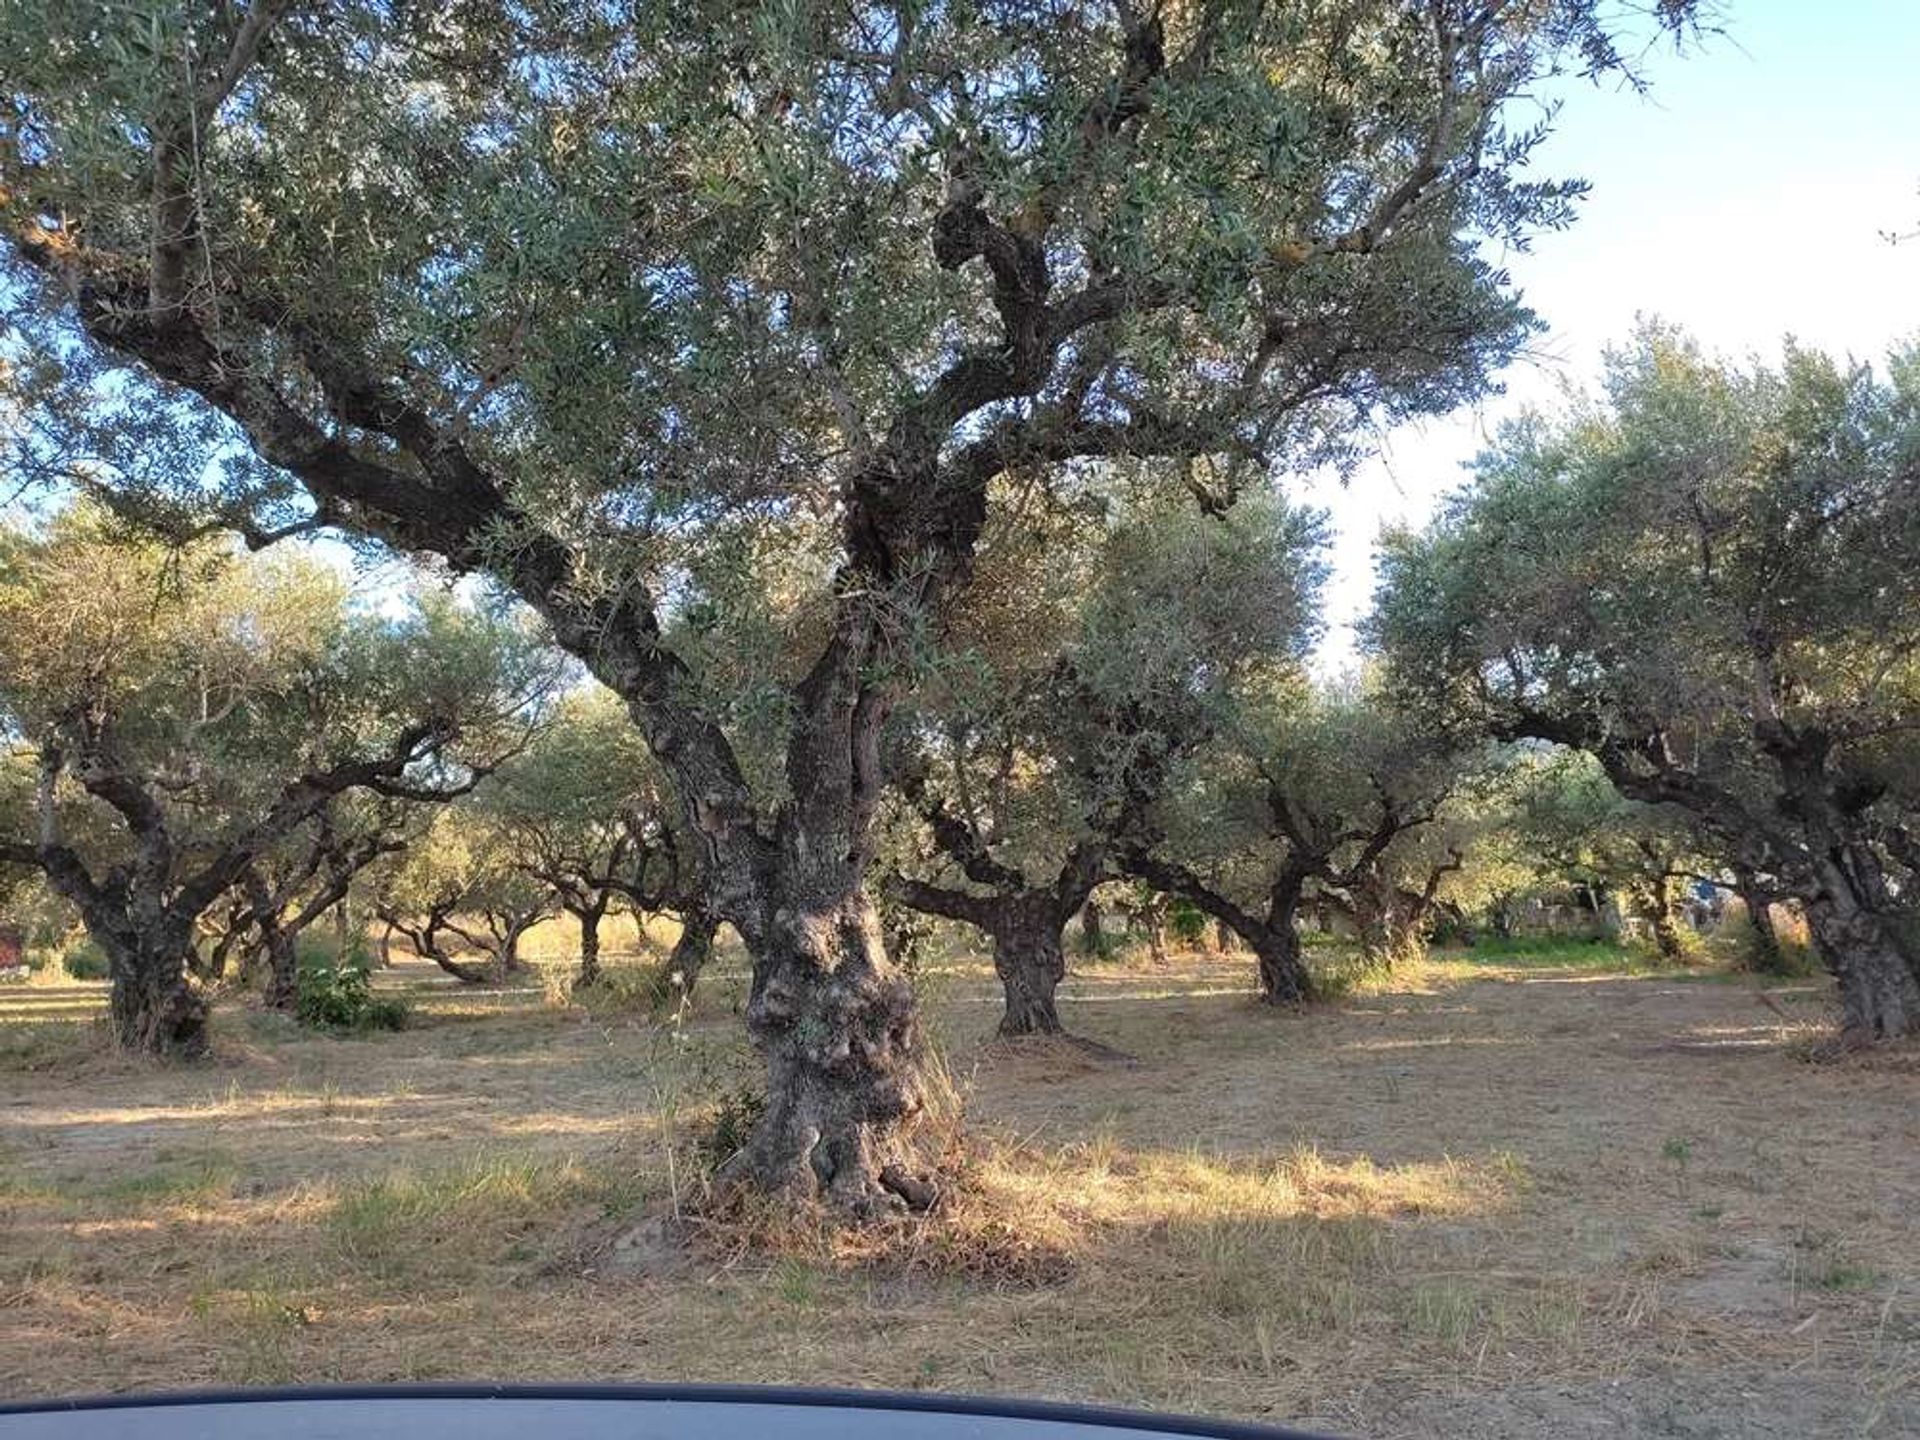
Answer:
1310, 0, 1920, 666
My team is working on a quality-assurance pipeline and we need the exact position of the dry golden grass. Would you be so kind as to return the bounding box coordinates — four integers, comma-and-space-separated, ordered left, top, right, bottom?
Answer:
1, 942, 1915, 1437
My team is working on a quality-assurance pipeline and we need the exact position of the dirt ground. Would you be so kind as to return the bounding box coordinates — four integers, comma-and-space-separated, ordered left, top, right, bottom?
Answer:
2, 945, 1915, 1438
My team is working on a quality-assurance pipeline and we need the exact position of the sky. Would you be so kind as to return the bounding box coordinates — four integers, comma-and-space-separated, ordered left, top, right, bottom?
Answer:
1307, 0, 1920, 668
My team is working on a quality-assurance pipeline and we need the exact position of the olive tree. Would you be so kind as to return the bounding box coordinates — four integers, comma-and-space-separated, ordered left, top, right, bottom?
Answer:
1, 0, 1699, 1204
886, 488, 1324, 1035
229, 799, 409, 1006
481, 686, 712, 991
1130, 679, 1466, 998
1504, 748, 1717, 960
368, 806, 555, 984
0, 509, 548, 1052
1374, 329, 1920, 1039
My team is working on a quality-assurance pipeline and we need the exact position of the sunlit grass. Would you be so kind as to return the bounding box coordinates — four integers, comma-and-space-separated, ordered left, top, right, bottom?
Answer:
0, 941, 1907, 1428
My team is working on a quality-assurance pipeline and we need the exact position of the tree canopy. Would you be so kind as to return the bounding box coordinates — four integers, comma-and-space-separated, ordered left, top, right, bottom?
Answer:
1373, 327, 1920, 1038
0, 506, 551, 1049
1, 0, 1704, 1203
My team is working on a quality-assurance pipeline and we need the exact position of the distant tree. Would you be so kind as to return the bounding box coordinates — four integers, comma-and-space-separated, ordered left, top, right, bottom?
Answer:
1, 0, 1702, 1202
0, 510, 548, 1052
1374, 329, 1920, 1039
1506, 750, 1715, 961
1131, 679, 1472, 995
480, 687, 709, 991
232, 802, 409, 1008
368, 808, 554, 985
887, 491, 1324, 1035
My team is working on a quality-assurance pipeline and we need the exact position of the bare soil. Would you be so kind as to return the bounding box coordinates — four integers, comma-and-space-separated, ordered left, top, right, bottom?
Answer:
1, 945, 1914, 1438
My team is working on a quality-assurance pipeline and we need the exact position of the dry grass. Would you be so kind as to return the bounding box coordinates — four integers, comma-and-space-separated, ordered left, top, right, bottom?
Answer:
1, 942, 1915, 1437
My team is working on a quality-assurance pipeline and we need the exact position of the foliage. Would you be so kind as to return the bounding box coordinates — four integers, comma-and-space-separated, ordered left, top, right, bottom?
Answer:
1372, 327, 1920, 1026
60, 937, 108, 981
294, 942, 408, 1034
1166, 899, 1210, 946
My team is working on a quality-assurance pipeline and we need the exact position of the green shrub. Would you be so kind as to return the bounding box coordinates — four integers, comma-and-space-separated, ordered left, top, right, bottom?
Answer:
61, 938, 110, 981
296, 945, 407, 1034
1167, 898, 1210, 946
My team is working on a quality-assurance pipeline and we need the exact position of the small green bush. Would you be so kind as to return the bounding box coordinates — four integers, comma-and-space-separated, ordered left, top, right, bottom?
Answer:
296, 945, 407, 1034
61, 939, 110, 981
1166, 898, 1211, 946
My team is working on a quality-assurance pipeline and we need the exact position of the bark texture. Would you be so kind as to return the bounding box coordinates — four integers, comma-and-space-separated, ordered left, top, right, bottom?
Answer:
990, 910, 1068, 1037
719, 893, 928, 1214
575, 902, 605, 989
103, 932, 209, 1057
657, 902, 718, 999
1804, 859, 1920, 1042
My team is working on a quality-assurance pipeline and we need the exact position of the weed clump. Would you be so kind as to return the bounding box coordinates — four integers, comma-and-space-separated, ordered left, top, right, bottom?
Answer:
296, 945, 408, 1033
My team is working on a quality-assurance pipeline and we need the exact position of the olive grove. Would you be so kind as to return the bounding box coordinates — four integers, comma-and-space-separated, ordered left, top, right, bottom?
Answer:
1, 0, 1702, 1204
0, 510, 551, 1051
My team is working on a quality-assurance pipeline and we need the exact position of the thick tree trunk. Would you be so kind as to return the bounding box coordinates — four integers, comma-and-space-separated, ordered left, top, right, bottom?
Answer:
1263, 870, 1315, 1003
103, 932, 209, 1057
1804, 869, 1920, 1042
1144, 906, 1169, 963
263, 928, 299, 1011
575, 902, 604, 989
990, 912, 1067, 1037
1252, 927, 1312, 1005
1646, 874, 1687, 961
719, 889, 928, 1214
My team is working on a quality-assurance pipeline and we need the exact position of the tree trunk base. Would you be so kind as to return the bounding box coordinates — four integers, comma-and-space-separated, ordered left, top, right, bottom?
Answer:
1807, 892, 1919, 1042
1254, 937, 1314, 1006
110, 966, 210, 1058
715, 897, 935, 1217
992, 921, 1068, 1038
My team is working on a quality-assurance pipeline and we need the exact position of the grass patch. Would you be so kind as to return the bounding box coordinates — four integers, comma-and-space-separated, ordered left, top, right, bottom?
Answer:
1458, 936, 1659, 971
330, 1152, 606, 1279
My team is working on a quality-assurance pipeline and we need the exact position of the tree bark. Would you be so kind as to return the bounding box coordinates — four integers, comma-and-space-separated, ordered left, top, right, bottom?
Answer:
718, 890, 928, 1215
574, 901, 605, 989
990, 909, 1067, 1037
262, 929, 299, 1011
1251, 928, 1311, 1005
1645, 873, 1687, 962
1804, 861, 1920, 1042
103, 931, 209, 1057
655, 901, 718, 999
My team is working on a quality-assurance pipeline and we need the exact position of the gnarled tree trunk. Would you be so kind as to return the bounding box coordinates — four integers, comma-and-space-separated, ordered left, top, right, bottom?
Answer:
655, 901, 718, 999
1644, 873, 1687, 962
988, 903, 1068, 1037
1252, 928, 1311, 1005
102, 930, 209, 1057
719, 890, 927, 1215
574, 900, 606, 989
262, 929, 299, 1011
1125, 854, 1315, 1005
1804, 858, 1920, 1042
